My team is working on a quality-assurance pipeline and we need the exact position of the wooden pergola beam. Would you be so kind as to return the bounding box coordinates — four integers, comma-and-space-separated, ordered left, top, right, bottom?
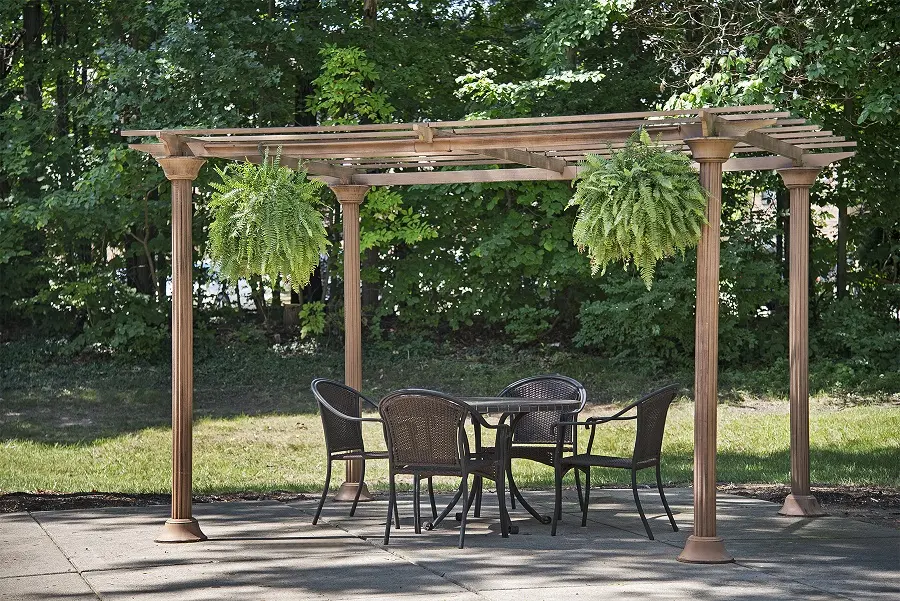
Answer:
743, 129, 805, 165
471, 147, 568, 173
300, 161, 360, 184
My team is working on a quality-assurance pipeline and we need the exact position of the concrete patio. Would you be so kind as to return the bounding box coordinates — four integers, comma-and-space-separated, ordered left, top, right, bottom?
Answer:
1, 488, 897, 600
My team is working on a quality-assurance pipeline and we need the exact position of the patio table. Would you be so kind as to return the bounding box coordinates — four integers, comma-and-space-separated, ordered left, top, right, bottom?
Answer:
460, 396, 582, 533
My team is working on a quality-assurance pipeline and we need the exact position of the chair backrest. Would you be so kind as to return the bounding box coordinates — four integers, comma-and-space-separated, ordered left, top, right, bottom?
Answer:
311, 378, 367, 455
632, 384, 679, 465
499, 375, 587, 444
379, 390, 470, 472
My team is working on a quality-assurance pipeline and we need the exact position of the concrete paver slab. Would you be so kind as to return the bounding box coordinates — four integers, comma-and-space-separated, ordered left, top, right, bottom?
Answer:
84, 553, 469, 601
33, 501, 370, 573
0, 513, 76, 579
3, 489, 896, 601
0, 573, 98, 601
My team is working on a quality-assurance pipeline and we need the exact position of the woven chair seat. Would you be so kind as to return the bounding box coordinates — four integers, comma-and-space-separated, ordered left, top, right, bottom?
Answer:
332, 450, 389, 461
562, 454, 634, 469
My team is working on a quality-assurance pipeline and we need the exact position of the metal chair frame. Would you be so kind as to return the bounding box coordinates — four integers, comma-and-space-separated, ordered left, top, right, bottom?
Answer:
379, 389, 512, 548
311, 378, 436, 526
550, 384, 680, 540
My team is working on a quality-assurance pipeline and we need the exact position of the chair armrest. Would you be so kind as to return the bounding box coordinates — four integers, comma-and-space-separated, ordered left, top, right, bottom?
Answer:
318, 398, 383, 424
360, 394, 381, 411
550, 419, 595, 433
584, 415, 638, 427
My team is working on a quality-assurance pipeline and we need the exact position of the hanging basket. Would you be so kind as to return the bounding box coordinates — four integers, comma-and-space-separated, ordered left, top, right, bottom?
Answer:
570, 130, 707, 289
207, 148, 328, 292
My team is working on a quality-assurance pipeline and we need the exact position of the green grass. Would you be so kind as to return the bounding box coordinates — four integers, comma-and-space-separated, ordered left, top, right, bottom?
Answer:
1, 340, 898, 494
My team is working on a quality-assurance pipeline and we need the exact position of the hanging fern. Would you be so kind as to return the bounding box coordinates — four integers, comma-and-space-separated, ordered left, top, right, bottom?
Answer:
207, 148, 328, 292
571, 129, 707, 289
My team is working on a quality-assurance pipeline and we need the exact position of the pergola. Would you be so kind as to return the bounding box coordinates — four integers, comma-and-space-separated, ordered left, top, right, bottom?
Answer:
123, 104, 855, 563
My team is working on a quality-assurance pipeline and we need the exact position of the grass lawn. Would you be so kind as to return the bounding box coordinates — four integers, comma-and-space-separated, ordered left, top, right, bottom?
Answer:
1, 341, 898, 494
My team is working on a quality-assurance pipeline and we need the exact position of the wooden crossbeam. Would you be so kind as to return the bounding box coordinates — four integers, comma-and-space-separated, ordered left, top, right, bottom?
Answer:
471, 147, 568, 173
299, 161, 359, 184
743, 129, 805, 164
159, 133, 190, 157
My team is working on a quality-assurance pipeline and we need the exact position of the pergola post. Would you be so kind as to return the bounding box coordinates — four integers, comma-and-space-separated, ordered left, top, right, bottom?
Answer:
155, 156, 207, 543
678, 137, 737, 564
776, 167, 826, 517
329, 184, 374, 502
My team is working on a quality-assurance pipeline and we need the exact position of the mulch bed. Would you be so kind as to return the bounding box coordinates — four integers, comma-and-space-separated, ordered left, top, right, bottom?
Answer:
720, 484, 900, 530
0, 491, 311, 513
2, 485, 898, 530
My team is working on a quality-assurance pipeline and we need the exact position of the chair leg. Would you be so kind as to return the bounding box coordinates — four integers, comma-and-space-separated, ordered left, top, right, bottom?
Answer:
632, 468, 653, 540
384, 473, 396, 545
349, 460, 366, 517
581, 467, 591, 527
393, 487, 401, 530
495, 468, 511, 539
458, 476, 469, 549
574, 465, 584, 511
313, 459, 332, 526
551, 463, 564, 536
428, 476, 437, 520
430, 481, 463, 530
413, 474, 422, 534
473, 475, 483, 517
507, 464, 516, 510
656, 464, 678, 532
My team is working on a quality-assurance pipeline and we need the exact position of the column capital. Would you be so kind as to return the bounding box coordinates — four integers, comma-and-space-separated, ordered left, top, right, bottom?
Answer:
777, 167, 821, 189
158, 157, 206, 181
684, 137, 737, 163
330, 184, 370, 204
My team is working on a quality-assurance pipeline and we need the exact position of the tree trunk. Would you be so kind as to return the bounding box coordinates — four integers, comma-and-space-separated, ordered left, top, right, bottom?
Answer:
24, 1, 43, 107
271, 274, 282, 310
364, 0, 377, 28
836, 202, 848, 299
776, 187, 789, 280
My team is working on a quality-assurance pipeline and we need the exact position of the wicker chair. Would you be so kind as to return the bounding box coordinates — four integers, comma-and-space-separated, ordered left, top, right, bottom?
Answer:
551, 384, 680, 540
311, 378, 436, 526
379, 389, 510, 549
501, 375, 587, 514
469, 375, 587, 521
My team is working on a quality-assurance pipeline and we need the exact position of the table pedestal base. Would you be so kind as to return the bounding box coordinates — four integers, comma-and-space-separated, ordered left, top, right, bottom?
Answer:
334, 481, 374, 502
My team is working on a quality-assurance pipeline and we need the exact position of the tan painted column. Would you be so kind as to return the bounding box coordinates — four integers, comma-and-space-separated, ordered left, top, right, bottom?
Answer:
777, 167, 826, 517
678, 138, 737, 564
156, 156, 207, 543
329, 184, 374, 502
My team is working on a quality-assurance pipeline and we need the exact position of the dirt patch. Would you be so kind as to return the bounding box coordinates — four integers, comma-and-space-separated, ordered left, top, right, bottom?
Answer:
720, 484, 900, 530
0, 491, 311, 513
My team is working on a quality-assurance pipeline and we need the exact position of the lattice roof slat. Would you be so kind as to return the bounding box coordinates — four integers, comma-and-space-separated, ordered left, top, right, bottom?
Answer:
123, 105, 856, 185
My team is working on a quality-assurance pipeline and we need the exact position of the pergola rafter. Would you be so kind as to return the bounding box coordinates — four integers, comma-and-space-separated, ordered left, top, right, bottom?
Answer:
123, 105, 854, 563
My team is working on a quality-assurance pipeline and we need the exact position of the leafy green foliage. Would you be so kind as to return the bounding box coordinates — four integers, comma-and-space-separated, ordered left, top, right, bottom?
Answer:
571, 130, 707, 288
207, 149, 327, 292
306, 45, 395, 125
359, 187, 437, 252
299, 301, 327, 340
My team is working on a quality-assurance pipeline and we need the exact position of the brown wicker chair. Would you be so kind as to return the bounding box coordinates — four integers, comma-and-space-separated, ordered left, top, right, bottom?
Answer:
311, 378, 436, 526
551, 384, 680, 539
501, 375, 587, 517
379, 389, 511, 548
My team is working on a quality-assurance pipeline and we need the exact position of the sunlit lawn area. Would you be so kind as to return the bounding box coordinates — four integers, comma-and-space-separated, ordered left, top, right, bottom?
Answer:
2, 342, 898, 494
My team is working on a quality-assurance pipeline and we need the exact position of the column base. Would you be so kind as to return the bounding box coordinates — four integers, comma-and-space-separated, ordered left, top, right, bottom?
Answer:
333, 481, 374, 502
677, 535, 735, 564
779, 494, 827, 517
155, 518, 207, 543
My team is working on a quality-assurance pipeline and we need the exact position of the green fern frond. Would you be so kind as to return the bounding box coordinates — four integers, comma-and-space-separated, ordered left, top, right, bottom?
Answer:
207, 147, 328, 292
571, 129, 708, 289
